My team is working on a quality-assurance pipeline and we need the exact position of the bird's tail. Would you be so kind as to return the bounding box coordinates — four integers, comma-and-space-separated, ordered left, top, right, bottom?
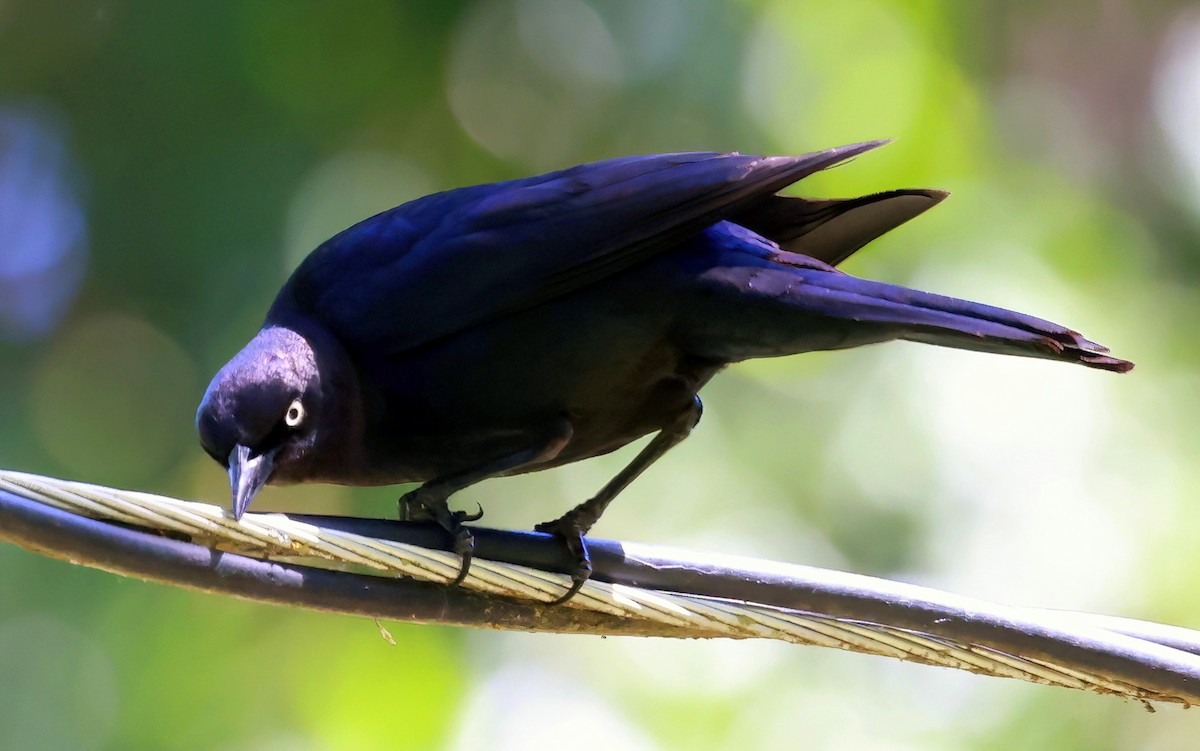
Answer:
689, 263, 1133, 372
840, 271, 1132, 371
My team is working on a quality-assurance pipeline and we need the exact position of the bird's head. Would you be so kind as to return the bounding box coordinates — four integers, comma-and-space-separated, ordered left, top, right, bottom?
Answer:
196, 323, 358, 519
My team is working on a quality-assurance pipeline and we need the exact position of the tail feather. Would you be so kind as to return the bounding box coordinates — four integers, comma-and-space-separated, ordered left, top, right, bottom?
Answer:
785, 269, 1133, 372
691, 260, 1133, 372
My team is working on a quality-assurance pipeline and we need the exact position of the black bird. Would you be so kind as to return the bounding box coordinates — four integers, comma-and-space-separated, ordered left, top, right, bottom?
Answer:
196, 141, 1132, 600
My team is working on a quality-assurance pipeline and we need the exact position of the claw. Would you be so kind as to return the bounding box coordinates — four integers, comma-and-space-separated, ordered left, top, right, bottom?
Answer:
450, 525, 475, 586
549, 551, 591, 605
535, 514, 593, 604
399, 489, 480, 585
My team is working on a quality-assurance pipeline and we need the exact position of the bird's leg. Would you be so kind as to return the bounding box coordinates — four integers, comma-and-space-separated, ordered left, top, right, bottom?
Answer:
536, 396, 703, 604
399, 418, 574, 586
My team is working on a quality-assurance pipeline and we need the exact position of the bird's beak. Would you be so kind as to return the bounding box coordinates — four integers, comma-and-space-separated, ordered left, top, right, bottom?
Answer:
228, 444, 277, 520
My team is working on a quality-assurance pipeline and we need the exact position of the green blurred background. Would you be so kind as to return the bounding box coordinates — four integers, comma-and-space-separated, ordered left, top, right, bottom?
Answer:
2, 0, 1199, 747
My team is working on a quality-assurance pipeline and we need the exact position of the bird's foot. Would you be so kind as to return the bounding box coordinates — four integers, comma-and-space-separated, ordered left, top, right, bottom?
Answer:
399, 490, 483, 585
534, 510, 595, 604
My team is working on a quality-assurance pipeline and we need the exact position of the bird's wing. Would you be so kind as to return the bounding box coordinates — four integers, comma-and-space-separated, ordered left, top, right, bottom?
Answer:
280, 141, 885, 354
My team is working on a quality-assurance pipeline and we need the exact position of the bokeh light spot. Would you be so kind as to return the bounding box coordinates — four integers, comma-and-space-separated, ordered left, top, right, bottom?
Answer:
447, 0, 614, 168
589, 0, 692, 83
516, 0, 623, 87
31, 314, 199, 484
1154, 9, 1200, 207
284, 150, 432, 271
0, 106, 87, 342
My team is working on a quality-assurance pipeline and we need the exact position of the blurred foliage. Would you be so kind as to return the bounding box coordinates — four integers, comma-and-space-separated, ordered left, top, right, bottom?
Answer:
3, 0, 1200, 748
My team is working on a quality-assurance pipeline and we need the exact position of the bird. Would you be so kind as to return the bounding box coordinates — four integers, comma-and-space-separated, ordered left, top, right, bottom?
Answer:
196, 140, 1132, 602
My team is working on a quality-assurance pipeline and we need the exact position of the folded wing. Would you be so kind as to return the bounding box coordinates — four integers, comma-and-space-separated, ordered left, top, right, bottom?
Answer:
277, 142, 888, 354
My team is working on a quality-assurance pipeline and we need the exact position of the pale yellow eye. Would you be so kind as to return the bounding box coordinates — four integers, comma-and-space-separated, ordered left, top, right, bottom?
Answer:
284, 399, 305, 428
